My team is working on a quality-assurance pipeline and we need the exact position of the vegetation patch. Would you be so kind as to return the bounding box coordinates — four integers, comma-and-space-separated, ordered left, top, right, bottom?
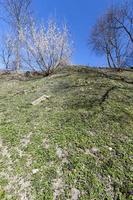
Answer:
0, 67, 133, 200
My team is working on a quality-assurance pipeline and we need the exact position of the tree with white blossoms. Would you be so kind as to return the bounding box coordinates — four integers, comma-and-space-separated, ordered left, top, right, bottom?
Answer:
24, 19, 72, 75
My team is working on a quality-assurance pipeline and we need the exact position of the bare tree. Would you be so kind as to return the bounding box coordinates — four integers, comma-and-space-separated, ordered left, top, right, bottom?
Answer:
106, 8, 128, 67
109, 1, 133, 66
23, 19, 72, 75
0, 34, 15, 70
89, 16, 117, 68
111, 1, 133, 44
89, 0, 132, 68
0, 0, 32, 71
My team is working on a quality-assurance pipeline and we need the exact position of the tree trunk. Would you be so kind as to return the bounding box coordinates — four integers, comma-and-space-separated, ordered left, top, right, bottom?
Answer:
109, 52, 117, 68
15, 29, 21, 71
106, 53, 112, 68
16, 44, 20, 71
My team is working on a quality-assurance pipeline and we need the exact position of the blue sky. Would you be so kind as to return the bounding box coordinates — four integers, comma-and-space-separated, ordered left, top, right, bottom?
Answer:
32, 0, 124, 66
0, 0, 124, 67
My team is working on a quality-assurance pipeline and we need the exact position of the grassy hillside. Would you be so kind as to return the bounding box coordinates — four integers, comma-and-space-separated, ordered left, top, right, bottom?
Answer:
0, 67, 133, 200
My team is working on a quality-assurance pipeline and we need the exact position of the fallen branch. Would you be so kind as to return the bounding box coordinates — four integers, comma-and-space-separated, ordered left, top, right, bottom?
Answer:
32, 95, 50, 105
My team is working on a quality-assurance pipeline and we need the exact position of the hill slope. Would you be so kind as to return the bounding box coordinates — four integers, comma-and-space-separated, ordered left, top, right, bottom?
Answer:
0, 67, 133, 200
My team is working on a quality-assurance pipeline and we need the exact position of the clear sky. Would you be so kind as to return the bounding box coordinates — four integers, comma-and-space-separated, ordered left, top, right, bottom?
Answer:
32, 0, 124, 66
0, 0, 125, 67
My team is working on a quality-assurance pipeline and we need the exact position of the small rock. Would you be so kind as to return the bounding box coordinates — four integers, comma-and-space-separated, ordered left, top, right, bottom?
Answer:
43, 139, 50, 149
86, 130, 95, 136
56, 147, 63, 159
32, 169, 39, 174
108, 147, 113, 151
91, 147, 99, 153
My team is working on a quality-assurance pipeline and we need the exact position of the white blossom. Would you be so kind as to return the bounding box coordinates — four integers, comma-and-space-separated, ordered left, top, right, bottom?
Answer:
24, 19, 73, 74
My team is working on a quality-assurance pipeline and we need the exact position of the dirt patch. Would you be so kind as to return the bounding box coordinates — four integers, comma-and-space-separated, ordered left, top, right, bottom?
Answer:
56, 146, 69, 163
71, 188, 80, 200
53, 177, 64, 200
52, 146, 69, 199
43, 138, 50, 149
0, 137, 33, 200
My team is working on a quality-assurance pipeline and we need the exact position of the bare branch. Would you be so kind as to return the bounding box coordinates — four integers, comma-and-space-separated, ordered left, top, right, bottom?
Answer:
0, 0, 32, 71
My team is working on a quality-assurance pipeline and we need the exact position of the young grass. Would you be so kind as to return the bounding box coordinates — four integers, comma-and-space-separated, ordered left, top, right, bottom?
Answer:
0, 67, 133, 199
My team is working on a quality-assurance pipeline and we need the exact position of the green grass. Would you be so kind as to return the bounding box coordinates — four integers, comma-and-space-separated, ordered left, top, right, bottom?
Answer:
0, 67, 133, 200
